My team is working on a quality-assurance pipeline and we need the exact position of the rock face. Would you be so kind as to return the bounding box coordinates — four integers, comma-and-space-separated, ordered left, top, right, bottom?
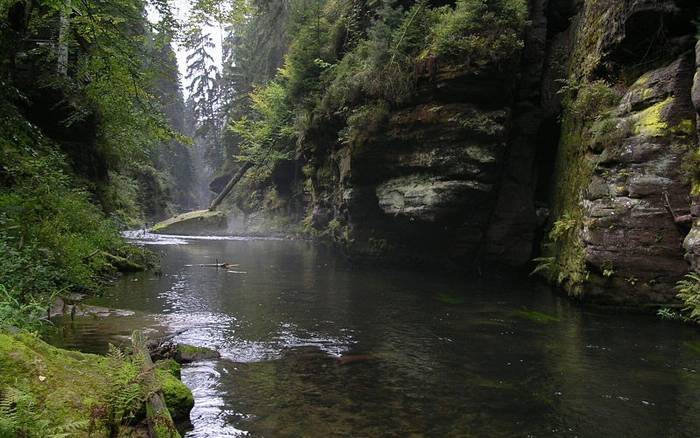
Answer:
683, 41, 700, 272
545, 0, 699, 305
581, 56, 696, 304
315, 72, 516, 263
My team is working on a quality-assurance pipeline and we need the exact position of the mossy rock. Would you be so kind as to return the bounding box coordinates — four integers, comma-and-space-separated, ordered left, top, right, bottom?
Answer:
156, 359, 182, 379
175, 344, 220, 363
151, 210, 227, 236
0, 331, 119, 436
0, 331, 195, 436
156, 369, 194, 423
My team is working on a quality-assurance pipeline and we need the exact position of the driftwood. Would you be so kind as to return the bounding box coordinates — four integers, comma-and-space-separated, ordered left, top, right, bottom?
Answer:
209, 161, 253, 211
663, 192, 693, 225
131, 330, 181, 438
200, 263, 238, 268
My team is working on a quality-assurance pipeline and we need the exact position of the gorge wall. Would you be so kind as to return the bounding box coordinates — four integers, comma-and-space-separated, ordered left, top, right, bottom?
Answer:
217, 0, 700, 307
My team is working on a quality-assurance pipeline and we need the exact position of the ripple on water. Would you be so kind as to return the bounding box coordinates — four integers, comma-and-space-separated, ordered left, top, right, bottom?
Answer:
122, 230, 288, 246
182, 361, 249, 438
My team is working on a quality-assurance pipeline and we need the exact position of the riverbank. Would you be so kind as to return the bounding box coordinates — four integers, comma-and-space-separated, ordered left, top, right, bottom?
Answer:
0, 328, 194, 437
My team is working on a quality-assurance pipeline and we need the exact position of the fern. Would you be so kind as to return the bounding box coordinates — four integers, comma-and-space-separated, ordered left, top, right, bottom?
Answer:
0, 386, 88, 437
677, 272, 700, 322
530, 257, 556, 279
107, 343, 127, 361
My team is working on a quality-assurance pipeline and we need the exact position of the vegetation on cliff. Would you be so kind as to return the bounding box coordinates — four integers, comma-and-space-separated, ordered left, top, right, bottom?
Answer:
208, 0, 528, 236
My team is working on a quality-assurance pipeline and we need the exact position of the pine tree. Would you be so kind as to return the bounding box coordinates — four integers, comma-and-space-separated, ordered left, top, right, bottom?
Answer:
184, 25, 219, 138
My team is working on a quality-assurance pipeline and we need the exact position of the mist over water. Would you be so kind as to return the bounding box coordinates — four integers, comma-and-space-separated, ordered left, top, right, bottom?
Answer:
50, 236, 700, 437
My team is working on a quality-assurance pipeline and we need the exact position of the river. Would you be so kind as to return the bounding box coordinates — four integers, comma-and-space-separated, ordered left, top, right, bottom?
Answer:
47, 233, 700, 437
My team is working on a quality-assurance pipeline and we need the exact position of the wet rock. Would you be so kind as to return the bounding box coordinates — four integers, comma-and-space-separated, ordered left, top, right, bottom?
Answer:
376, 175, 491, 222
175, 344, 220, 363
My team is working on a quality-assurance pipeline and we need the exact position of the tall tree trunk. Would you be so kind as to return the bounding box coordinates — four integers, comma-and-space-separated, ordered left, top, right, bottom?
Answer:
208, 161, 253, 211
56, 0, 70, 76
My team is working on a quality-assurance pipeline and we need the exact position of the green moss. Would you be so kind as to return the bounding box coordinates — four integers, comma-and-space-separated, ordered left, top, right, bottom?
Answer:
513, 308, 560, 324
156, 369, 194, 422
632, 97, 671, 137
156, 359, 182, 379
672, 119, 695, 137
176, 344, 219, 363
544, 113, 592, 296
435, 292, 466, 305
0, 331, 114, 436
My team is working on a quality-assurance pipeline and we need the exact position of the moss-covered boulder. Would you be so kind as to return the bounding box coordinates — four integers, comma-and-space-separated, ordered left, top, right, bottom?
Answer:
0, 331, 194, 436
156, 368, 194, 423
151, 210, 227, 236
175, 344, 220, 363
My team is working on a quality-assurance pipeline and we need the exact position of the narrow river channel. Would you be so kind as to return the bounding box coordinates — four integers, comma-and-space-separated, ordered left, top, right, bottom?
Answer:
48, 233, 700, 437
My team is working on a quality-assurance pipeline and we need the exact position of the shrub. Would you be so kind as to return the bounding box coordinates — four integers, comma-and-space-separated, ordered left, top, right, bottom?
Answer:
424, 0, 528, 68
561, 79, 621, 121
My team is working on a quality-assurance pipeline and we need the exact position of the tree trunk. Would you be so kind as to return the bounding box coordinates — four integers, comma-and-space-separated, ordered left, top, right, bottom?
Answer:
57, 0, 70, 76
209, 161, 253, 211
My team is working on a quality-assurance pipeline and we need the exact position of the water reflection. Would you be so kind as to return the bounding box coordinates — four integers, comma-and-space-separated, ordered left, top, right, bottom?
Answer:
49, 236, 700, 437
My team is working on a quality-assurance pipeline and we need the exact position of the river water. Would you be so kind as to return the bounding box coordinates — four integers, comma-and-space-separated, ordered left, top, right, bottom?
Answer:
48, 233, 700, 437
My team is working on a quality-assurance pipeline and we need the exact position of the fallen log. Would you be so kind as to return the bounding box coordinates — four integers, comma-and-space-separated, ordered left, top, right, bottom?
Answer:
131, 330, 181, 438
209, 161, 253, 211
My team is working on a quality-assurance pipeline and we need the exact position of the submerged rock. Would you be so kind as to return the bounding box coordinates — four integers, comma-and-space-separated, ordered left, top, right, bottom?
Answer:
175, 344, 221, 363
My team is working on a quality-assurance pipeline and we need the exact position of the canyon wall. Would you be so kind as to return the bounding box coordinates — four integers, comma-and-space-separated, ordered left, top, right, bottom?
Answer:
224, 0, 700, 307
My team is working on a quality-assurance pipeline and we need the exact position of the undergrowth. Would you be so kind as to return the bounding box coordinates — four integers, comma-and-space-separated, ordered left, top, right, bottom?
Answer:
0, 101, 149, 330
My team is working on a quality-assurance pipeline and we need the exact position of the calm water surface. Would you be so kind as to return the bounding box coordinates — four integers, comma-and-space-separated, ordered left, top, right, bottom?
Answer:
49, 233, 700, 437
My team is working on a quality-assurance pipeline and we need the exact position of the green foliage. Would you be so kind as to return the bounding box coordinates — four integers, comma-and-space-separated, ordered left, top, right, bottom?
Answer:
676, 272, 700, 322
339, 100, 390, 145
0, 106, 130, 330
602, 262, 615, 279
530, 256, 556, 279
657, 307, 684, 321
549, 213, 577, 243
231, 80, 296, 170
560, 79, 621, 122
424, 0, 527, 67
106, 345, 150, 425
